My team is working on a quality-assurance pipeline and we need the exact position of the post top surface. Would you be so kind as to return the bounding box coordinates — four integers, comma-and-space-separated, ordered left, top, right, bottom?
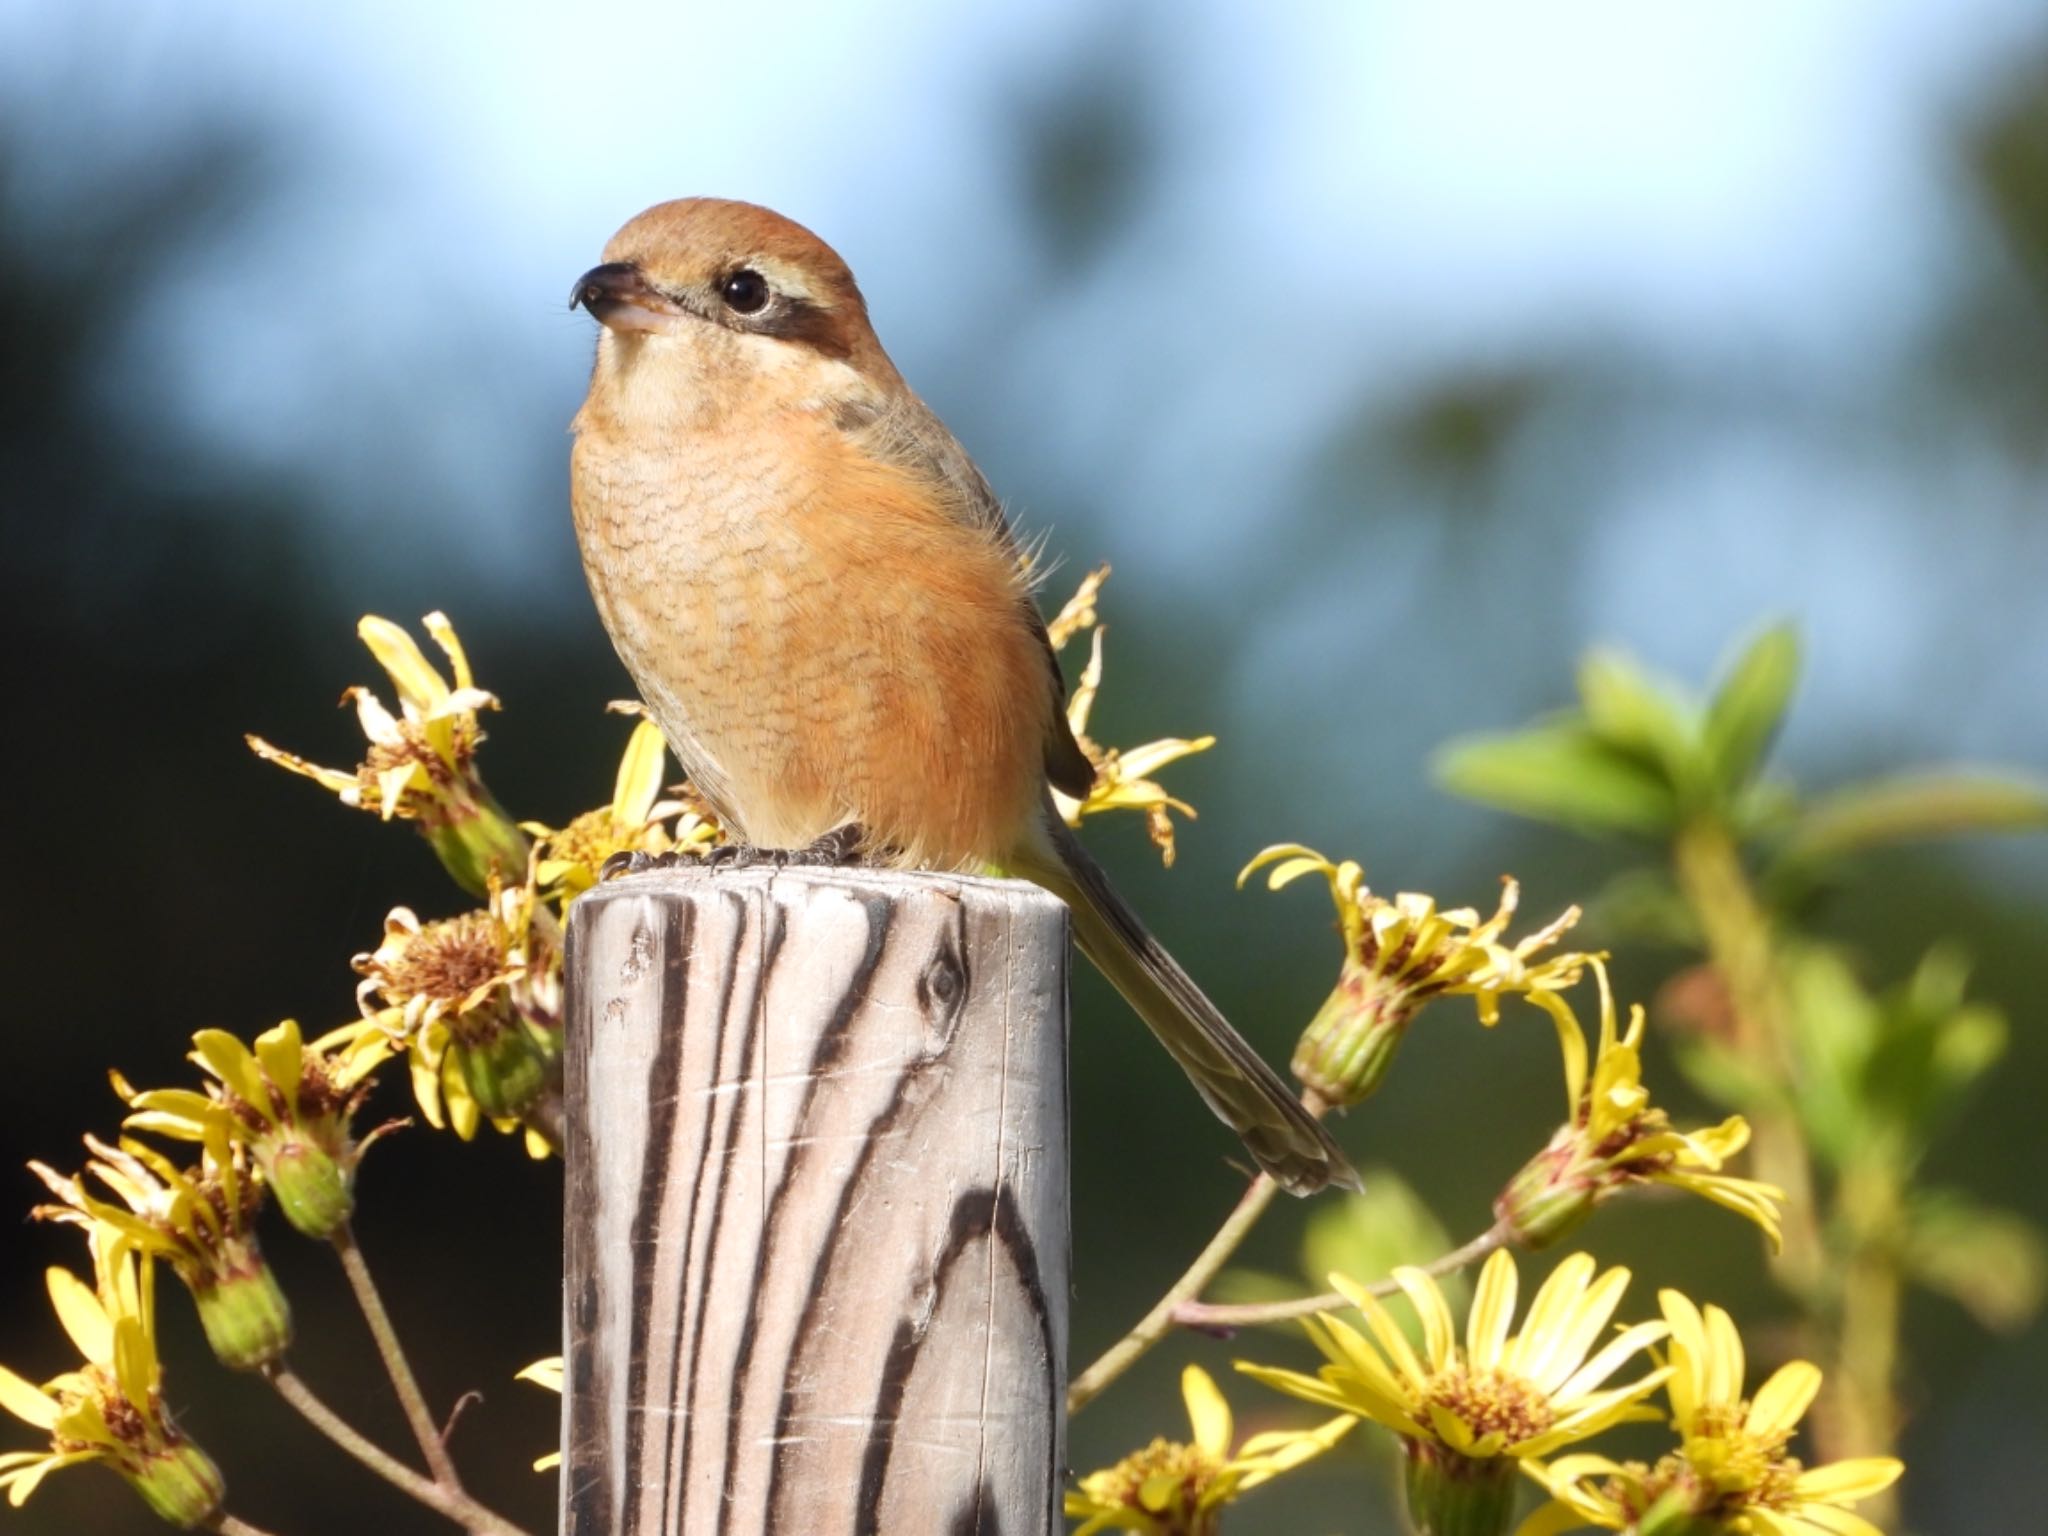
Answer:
570, 861, 1068, 915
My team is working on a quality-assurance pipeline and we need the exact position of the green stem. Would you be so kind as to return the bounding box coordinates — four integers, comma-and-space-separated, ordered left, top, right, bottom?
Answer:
1068, 1170, 1282, 1414
1172, 1223, 1511, 1330
1830, 1160, 1903, 1525
1669, 819, 1824, 1292
331, 1223, 467, 1494
264, 1365, 534, 1536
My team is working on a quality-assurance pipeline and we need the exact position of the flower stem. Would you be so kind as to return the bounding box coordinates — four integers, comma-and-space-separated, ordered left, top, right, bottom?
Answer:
1669, 819, 1824, 1291
213, 1516, 286, 1536
1172, 1223, 1510, 1330
264, 1365, 534, 1536
330, 1222, 468, 1494
1068, 1170, 1282, 1414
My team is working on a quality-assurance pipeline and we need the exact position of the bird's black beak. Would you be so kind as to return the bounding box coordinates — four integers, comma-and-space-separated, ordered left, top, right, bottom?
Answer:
569, 262, 684, 334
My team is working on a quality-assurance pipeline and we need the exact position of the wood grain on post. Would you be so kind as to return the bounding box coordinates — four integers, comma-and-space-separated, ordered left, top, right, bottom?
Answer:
561, 865, 1071, 1536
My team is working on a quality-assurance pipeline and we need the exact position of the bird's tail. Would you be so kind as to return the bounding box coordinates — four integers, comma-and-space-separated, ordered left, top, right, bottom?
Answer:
1010, 813, 1358, 1196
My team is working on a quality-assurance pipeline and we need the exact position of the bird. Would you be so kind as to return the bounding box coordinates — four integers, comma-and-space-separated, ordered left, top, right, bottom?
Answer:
567, 197, 1354, 1195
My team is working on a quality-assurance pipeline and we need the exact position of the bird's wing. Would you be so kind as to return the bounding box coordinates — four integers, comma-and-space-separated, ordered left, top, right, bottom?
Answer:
838, 394, 1097, 801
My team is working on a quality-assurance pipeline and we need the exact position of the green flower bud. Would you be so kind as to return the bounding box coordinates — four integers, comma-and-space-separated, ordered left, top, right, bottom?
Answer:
121, 1438, 226, 1529
456, 1013, 548, 1121
1290, 970, 1416, 1108
258, 1136, 355, 1239
425, 791, 532, 899
191, 1243, 293, 1370
1494, 1139, 1597, 1250
1401, 1442, 1518, 1536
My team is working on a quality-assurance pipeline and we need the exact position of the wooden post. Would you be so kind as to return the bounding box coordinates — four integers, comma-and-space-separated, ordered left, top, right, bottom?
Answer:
561, 865, 1071, 1535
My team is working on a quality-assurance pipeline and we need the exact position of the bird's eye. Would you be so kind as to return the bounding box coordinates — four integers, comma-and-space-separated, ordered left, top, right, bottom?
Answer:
720, 269, 770, 314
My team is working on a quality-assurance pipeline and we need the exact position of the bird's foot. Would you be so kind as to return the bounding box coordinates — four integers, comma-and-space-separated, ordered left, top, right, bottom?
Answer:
597, 825, 872, 882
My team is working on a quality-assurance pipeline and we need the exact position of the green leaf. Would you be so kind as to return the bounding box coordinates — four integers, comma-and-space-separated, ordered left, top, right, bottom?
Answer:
1575, 649, 1701, 791
1587, 868, 1700, 948
1780, 946, 1884, 1168
1672, 1037, 1787, 1119
1702, 623, 1800, 797
1783, 771, 2048, 866
1435, 724, 1680, 837
1903, 1191, 2048, 1331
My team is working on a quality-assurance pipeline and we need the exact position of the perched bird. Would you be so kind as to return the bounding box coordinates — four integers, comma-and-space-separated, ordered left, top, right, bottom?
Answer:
568, 198, 1353, 1195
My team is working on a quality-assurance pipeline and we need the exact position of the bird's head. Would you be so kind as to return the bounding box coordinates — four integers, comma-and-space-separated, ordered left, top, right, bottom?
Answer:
570, 198, 897, 430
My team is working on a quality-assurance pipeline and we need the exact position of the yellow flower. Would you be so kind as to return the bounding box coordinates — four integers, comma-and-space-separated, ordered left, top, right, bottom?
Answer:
523, 712, 720, 908
1240, 1250, 1667, 1534
1518, 1293, 1903, 1536
1065, 1364, 1350, 1534
1498, 963, 1784, 1251
515, 1357, 564, 1473
353, 871, 562, 1138
1045, 566, 1216, 867
31, 1132, 290, 1370
119, 1019, 394, 1241
1239, 1250, 1669, 1462
1239, 845, 1588, 1105
0, 1243, 225, 1525
248, 612, 529, 895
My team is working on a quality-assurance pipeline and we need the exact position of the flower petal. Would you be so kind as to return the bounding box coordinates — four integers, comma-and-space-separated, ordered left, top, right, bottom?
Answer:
1181, 1365, 1232, 1459
1745, 1360, 1822, 1442
1792, 1457, 1903, 1504
1508, 1253, 1595, 1381
1466, 1249, 1518, 1370
0, 1367, 57, 1432
44, 1269, 112, 1366
1391, 1267, 1457, 1370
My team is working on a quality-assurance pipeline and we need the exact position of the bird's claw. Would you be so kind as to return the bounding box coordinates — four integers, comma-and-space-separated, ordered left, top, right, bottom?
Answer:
597, 826, 870, 882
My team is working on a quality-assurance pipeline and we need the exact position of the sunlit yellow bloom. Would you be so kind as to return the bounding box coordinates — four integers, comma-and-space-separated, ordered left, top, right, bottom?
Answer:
523, 712, 720, 908
1518, 1293, 1902, 1536
1239, 845, 1588, 1105
119, 1019, 393, 1241
31, 1132, 289, 1371
354, 870, 562, 1137
1498, 964, 1783, 1251
1045, 563, 1110, 651
516, 1357, 564, 1473
248, 612, 529, 895
1045, 566, 1216, 866
1065, 1364, 1350, 1534
1240, 1250, 1667, 1534
0, 1244, 225, 1525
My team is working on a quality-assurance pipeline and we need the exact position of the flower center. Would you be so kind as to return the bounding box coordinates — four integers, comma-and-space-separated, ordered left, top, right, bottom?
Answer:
1680, 1414, 1801, 1507
380, 913, 508, 1004
1095, 1437, 1221, 1514
1423, 1366, 1556, 1447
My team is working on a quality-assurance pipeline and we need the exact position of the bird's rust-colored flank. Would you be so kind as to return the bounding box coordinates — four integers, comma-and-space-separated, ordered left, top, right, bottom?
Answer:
569, 197, 1354, 1194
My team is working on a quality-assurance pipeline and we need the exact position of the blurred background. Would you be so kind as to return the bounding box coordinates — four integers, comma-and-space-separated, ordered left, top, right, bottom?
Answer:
3, 1, 2045, 1530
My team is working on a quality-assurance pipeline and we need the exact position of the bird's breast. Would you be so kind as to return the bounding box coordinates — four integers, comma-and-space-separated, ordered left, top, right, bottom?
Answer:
569, 414, 1053, 867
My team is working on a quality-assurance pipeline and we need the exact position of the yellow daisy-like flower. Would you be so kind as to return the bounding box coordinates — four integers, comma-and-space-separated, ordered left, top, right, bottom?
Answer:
522, 712, 720, 908
1238, 844, 1588, 1106
1519, 1293, 1903, 1536
0, 1243, 225, 1525
31, 1132, 289, 1371
119, 1019, 394, 1241
248, 612, 529, 896
1045, 565, 1217, 867
515, 1357, 564, 1473
1497, 963, 1784, 1251
1239, 1251, 1668, 1536
353, 871, 562, 1139
1065, 1364, 1351, 1535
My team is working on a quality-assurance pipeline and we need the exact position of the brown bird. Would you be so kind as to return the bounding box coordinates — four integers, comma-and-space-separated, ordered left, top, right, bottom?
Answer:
568, 197, 1353, 1195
